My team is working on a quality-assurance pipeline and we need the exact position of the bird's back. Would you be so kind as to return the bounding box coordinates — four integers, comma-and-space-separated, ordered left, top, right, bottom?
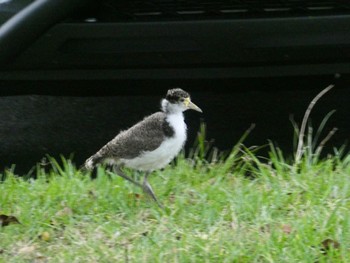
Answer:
84, 111, 174, 169
119, 111, 187, 171
108, 112, 170, 159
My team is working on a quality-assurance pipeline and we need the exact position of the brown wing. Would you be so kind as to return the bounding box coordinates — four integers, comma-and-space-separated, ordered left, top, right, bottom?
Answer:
96, 112, 170, 160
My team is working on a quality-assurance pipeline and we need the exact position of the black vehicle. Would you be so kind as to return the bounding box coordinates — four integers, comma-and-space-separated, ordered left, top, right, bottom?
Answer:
0, 0, 350, 172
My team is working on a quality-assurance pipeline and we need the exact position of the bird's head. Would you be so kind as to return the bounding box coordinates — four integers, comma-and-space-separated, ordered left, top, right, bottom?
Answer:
162, 88, 202, 114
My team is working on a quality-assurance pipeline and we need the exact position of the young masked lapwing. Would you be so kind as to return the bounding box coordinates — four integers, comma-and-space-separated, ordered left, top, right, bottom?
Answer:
83, 88, 202, 207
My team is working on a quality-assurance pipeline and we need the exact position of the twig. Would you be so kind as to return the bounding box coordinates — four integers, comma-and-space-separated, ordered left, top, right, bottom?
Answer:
314, 127, 338, 157
295, 84, 334, 163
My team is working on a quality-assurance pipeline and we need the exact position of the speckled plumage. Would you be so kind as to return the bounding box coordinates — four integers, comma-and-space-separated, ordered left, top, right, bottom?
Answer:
85, 112, 176, 169
165, 89, 190, 103
83, 88, 202, 207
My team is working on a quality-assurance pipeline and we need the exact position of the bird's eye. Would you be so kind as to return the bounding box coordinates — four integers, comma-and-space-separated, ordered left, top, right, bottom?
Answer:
180, 98, 185, 102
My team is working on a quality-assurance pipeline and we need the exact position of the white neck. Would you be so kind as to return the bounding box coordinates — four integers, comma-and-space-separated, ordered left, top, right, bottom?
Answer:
166, 111, 187, 143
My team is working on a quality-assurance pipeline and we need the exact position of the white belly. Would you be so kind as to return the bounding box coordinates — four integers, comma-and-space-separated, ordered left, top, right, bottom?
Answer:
120, 113, 187, 171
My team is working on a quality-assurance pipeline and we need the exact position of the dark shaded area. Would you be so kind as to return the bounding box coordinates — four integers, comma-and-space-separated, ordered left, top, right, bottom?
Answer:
0, 74, 348, 174
0, 0, 349, 174
72, 0, 350, 22
0, 0, 90, 65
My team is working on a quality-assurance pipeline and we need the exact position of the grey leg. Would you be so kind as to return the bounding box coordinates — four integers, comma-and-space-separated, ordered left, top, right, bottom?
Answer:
113, 165, 142, 188
112, 167, 163, 208
142, 173, 164, 209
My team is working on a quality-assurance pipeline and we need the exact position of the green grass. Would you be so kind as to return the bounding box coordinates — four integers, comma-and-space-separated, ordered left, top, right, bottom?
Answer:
1, 142, 350, 263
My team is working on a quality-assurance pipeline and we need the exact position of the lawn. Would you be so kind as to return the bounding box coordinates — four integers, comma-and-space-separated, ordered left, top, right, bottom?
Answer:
1, 140, 350, 262
1, 86, 348, 262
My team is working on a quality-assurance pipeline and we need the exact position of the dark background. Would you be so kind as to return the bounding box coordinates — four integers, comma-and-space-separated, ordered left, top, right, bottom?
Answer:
1, 75, 348, 174
0, 0, 350, 173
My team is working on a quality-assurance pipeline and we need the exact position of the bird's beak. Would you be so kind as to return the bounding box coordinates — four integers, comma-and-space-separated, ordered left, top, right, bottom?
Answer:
185, 98, 202, 113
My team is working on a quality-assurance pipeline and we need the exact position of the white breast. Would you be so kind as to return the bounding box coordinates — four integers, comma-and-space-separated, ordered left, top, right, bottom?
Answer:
121, 112, 187, 171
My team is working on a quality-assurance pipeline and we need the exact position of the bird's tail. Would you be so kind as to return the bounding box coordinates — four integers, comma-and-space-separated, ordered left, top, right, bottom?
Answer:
83, 156, 95, 170
80, 154, 103, 173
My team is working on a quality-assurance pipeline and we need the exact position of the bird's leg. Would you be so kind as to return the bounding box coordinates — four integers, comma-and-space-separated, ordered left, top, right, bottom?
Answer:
112, 167, 163, 208
112, 165, 142, 188
142, 172, 164, 209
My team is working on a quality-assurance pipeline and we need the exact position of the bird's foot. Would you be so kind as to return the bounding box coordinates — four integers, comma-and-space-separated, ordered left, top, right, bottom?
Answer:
142, 180, 164, 209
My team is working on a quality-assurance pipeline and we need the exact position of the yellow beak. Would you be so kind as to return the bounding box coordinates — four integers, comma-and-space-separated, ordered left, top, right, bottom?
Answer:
184, 98, 202, 113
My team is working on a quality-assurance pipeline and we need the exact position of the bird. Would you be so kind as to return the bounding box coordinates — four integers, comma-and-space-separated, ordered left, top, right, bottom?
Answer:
83, 88, 202, 207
